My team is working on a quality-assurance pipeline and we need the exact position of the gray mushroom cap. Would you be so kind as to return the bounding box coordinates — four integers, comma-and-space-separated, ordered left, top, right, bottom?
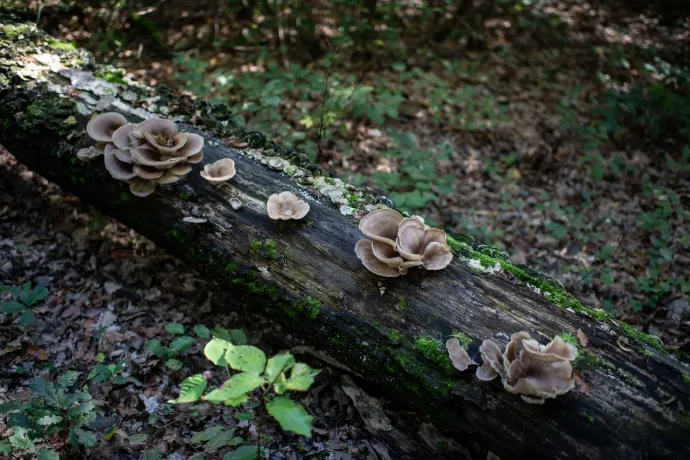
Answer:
200, 158, 236, 184
354, 239, 400, 277
266, 191, 310, 220
446, 338, 477, 371
104, 148, 137, 181
359, 208, 403, 247
87, 112, 127, 143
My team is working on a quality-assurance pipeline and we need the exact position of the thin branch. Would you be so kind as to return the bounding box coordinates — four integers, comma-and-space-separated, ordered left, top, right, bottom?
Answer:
571, 234, 625, 289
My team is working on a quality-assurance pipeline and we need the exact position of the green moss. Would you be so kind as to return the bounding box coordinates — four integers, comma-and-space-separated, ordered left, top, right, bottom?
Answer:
682, 374, 690, 385
301, 220, 314, 229
286, 296, 321, 319
450, 331, 473, 349
616, 321, 665, 353
560, 332, 578, 347
414, 336, 453, 374
224, 263, 237, 273
119, 192, 131, 203
397, 295, 412, 312
387, 329, 404, 344
48, 39, 76, 50
250, 239, 279, 260
166, 229, 184, 242
179, 192, 193, 201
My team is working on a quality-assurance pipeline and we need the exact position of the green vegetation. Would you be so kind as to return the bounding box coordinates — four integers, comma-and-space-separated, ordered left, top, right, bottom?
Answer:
144, 322, 197, 371
414, 336, 453, 374
1, 282, 48, 326
0, 372, 97, 458
172, 334, 321, 452
250, 239, 279, 260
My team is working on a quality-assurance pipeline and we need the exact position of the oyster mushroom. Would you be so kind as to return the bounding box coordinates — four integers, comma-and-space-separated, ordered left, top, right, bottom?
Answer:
266, 191, 310, 220
446, 338, 477, 371
200, 158, 236, 184
76, 143, 106, 161
476, 332, 579, 405
86, 112, 127, 143
354, 208, 453, 277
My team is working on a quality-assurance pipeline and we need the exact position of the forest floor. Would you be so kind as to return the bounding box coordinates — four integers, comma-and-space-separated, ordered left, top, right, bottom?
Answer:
1, 0, 690, 458
1, 150, 429, 458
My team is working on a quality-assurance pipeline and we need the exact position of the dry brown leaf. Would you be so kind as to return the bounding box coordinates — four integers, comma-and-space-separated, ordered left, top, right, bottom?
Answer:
27, 345, 49, 361
577, 328, 588, 347
572, 369, 590, 395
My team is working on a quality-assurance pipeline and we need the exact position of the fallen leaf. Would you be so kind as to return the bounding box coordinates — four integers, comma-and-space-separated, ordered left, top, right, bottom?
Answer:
577, 328, 588, 347
617, 336, 633, 352
572, 369, 590, 395
27, 345, 49, 361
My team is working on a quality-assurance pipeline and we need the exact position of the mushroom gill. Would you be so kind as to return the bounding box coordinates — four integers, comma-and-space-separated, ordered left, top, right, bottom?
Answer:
446, 338, 477, 371
86, 112, 127, 143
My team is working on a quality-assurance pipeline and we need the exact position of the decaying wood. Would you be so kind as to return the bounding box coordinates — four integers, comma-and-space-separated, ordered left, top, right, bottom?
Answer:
1, 15, 690, 459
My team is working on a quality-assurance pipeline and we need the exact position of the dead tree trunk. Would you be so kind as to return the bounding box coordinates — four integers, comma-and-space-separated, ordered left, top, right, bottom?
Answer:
1, 15, 689, 460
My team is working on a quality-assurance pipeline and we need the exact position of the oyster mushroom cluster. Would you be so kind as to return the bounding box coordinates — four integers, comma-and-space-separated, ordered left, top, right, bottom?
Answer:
77, 112, 203, 197
355, 208, 453, 277
476, 332, 578, 404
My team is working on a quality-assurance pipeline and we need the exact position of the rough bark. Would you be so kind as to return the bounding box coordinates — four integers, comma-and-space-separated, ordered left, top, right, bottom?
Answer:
1, 15, 690, 460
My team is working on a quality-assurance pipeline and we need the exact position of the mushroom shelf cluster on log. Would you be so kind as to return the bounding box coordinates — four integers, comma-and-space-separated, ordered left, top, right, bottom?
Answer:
78, 113, 204, 196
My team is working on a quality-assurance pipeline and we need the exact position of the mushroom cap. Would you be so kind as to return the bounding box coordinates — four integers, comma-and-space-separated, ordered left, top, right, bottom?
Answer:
156, 171, 185, 184
130, 146, 186, 169
359, 208, 404, 247
446, 338, 477, 371
170, 164, 193, 176
187, 151, 203, 164
396, 226, 449, 262
104, 148, 137, 181
175, 133, 204, 158
133, 118, 177, 139
266, 191, 310, 220
501, 333, 578, 404
133, 164, 164, 180
200, 158, 236, 184
112, 123, 137, 149
129, 178, 156, 197
87, 112, 127, 143
76, 142, 106, 161
421, 242, 453, 270
354, 239, 400, 277
476, 339, 506, 381
371, 240, 406, 268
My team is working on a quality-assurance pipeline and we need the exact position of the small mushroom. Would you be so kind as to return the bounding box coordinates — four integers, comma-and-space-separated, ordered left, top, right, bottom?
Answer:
230, 198, 243, 210
475, 339, 506, 381
104, 148, 137, 181
355, 208, 453, 277
359, 208, 404, 247
87, 112, 127, 143
267, 191, 310, 220
129, 178, 156, 197
183, 217, 207, 224
354, 240, 400, 277
446, 338, 477, 371
76, 143, 106, 161
268, 157, 286, 170
200, 158, 236, 184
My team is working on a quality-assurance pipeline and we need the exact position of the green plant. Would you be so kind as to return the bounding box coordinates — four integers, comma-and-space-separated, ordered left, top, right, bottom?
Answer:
145, 322, 197, 370
87, 354, 128, 384
0, 372, 97, 458
171, 334, 320, 458
1, 282, 48, 325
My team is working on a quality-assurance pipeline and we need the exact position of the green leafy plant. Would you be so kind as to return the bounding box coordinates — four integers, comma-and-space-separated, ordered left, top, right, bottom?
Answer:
0, 372, 97, 458
87, 355, 128, 384
1, 282, 48, 325
171, 334, 320, 458
145, 322, 198, 370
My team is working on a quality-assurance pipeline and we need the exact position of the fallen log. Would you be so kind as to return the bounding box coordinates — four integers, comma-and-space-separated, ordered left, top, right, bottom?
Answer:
1, 15, 689, 460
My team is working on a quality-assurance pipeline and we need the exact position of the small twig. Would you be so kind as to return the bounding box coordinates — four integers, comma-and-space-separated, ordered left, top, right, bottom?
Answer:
315, 38, 346, 160
571, 234, 624, 289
